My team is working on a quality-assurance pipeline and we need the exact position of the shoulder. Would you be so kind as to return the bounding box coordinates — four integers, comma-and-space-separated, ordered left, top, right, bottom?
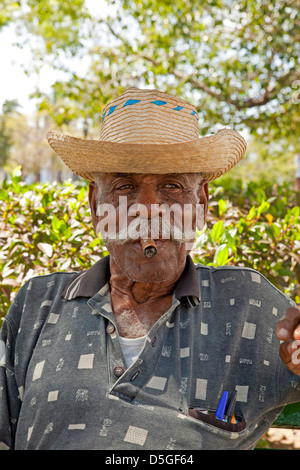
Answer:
23, 271, 79, 296
194, 263, 295, 309
4, 271, 79, 334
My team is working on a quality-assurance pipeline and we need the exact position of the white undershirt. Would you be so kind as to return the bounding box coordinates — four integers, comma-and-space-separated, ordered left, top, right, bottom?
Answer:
119, 335, 147, 368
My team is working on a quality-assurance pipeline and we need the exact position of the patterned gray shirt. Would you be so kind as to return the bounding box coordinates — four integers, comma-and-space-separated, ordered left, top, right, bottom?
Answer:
0, 255, 299, 450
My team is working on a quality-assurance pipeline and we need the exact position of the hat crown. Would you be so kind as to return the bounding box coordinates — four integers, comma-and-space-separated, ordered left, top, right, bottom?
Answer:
99, 87, 199, 144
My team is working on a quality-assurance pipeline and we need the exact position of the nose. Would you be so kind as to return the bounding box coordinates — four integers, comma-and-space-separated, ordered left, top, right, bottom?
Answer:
128, 184, 167, 219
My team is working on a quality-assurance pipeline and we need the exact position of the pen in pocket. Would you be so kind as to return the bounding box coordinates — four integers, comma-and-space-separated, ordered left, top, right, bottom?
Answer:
224, 390, 237, 423
215, 389, 237, 423
215, 391, 228, 420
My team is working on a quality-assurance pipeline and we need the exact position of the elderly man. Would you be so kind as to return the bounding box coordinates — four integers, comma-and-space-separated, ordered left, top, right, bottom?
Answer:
0, 88, 300, 451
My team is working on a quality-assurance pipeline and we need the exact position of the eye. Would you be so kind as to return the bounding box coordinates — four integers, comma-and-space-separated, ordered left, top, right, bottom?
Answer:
118, 184, 133, 190
113, 179, 135, 192
163, 182, 182, 191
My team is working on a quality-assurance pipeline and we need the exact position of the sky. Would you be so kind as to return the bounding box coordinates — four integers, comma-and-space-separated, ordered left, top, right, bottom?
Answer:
0, 26, 64, 115
0, 0, 107, 115
0, 25, 41, 114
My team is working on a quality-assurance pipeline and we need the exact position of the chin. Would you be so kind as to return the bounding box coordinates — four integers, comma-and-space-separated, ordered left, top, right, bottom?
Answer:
108, 239, 188, 282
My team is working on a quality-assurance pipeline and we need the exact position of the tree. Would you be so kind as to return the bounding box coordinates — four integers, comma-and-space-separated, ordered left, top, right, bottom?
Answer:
24, 1, 300, 141
1, 0, 299, 170
0, 100, 20, 168
0, 118, 11, 169
0, 0, 21, 29
104, 0, 299, 140
3, 110, 72, 181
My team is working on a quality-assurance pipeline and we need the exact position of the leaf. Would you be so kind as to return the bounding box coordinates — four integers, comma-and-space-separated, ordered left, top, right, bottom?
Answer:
0, 189, 8, 201
37, 242, 53, 257
51, 215, 61, 232
291, 206, 300, 218
42, 193, 50, 207
77, 186, 86, 202
195, 231, 208, 248
257, 201, 270, 215
218, 199, 227, 216
247, 206, 257, 221
211, 220, 224, 242
270, 223, 281, 239
215, 244, 229, 266
256, 189, 266, 204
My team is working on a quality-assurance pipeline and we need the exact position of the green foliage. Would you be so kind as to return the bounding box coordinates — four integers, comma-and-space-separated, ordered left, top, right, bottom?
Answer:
193, 176, 300, 302
0, 120, 11, 168
0, 170, 299, 322
25, 0, 89, 54
0, 168, 107, 320
0, 0, 21, 29
28, 0, 300, 146
0, 100, 21, 167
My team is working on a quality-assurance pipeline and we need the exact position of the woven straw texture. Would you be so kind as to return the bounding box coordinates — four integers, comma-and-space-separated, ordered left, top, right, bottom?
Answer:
100, 87, 198, 144
47, 87, 247, 181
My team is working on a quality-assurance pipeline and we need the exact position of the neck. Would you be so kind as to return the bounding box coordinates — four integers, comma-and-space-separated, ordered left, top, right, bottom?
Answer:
109, 257, 185, 338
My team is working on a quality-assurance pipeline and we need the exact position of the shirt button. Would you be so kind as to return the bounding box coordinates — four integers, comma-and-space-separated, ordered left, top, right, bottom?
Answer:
113, 366, 124, 377
106, 324, 115, 334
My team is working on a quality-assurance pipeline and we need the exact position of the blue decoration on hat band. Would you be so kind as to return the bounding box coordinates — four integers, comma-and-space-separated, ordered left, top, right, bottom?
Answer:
151, 100, 167, 106
101, 97, 198, 123
123, 99, 141, 107
107, 105, 117, 116
191, 110, 198, 120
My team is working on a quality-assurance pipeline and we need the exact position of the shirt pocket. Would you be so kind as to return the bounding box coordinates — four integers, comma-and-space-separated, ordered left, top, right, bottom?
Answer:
188, 408, 246, 435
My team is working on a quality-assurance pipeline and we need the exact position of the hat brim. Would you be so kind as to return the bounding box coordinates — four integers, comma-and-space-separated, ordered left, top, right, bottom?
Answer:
47, 128, 246, 182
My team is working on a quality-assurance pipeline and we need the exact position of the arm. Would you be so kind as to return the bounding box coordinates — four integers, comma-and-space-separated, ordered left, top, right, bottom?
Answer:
0, 317, 20, 450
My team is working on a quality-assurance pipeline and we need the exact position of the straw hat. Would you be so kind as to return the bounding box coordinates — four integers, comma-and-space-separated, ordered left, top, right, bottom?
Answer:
47, 87, 246, 182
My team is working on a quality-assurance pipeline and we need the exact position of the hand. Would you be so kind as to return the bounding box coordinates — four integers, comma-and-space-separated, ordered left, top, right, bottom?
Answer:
276, 307, 300, 376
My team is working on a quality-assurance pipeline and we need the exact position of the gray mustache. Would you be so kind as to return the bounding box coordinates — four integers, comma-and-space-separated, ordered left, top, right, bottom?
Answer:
97, 215, 196, 244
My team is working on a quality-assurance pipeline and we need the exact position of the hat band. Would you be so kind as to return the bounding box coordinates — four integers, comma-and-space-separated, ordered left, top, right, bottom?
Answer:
101, 98, 198, 123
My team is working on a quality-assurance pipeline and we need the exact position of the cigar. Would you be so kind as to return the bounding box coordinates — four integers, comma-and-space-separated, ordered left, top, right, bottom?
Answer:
140, 239, 157, 258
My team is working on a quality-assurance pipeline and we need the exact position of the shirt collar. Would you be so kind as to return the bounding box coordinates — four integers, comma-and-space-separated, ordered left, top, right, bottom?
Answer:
61, 254, 200, 307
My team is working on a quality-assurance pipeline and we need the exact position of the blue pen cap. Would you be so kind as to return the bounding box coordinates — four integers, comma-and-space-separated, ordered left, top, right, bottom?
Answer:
215, 391, 228, 420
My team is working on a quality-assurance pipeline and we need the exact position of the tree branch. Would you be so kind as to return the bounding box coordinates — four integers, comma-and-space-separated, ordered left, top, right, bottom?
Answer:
104, 21, 299, 111
143, 57, 300, 110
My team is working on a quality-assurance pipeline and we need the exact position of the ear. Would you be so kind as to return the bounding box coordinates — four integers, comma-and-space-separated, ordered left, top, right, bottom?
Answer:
88, 182, 99, 232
